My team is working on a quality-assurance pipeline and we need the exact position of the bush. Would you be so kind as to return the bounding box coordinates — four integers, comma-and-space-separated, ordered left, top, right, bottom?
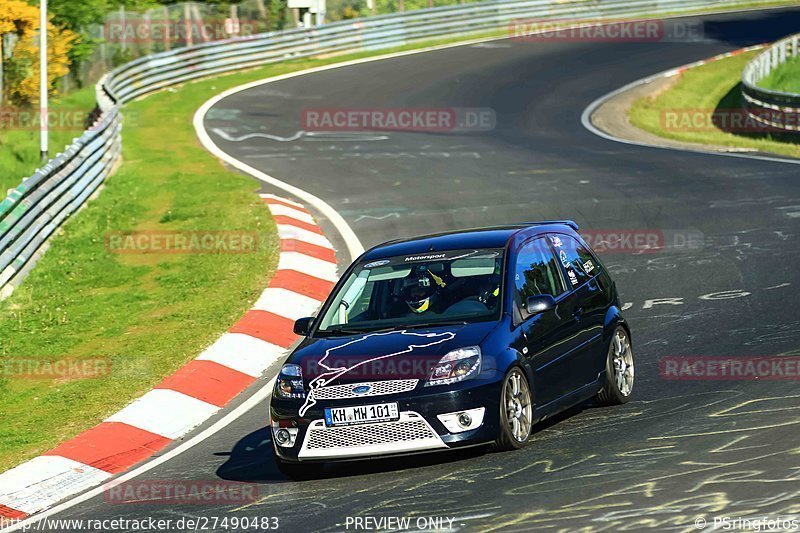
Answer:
0, 0, 78, 105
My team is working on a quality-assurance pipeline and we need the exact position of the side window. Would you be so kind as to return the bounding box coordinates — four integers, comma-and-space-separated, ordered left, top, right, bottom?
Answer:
349, 281, 375, 318
549, 234, 598, 288
513, 238, 565, 314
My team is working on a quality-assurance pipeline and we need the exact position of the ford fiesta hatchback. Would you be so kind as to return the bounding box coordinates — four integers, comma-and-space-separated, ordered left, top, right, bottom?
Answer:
269, 221, 633, 477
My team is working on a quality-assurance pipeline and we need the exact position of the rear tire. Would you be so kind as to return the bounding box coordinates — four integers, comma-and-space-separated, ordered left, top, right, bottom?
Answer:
596, 326, 634, 405
492, 367, 533, 451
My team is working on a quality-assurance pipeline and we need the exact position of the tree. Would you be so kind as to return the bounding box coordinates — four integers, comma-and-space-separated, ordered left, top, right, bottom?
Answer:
0, 0, 77, 105
26, 0, 157, 79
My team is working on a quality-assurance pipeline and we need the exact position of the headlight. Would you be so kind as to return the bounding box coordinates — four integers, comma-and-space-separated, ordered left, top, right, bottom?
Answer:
274, 363, 306, 399
425, 346, 482, 386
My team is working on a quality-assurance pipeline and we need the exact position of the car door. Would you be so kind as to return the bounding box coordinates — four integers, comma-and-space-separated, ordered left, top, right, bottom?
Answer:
550, 233, 607, 388
510, 237, 581, 407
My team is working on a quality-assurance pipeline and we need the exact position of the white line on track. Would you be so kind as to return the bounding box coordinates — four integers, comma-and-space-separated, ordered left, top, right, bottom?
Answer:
580, 57, 800, 166
2, 378, 276, 533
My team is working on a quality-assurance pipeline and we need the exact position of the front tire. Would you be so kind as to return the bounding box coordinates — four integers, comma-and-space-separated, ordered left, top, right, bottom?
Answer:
493, 367, 533, 451
596, 326, 634, 405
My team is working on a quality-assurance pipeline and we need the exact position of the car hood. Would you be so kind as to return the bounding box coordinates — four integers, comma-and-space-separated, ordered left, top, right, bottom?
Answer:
288, 321, 498, 385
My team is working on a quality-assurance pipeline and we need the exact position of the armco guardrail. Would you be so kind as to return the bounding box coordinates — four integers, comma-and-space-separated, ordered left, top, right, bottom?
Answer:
0, 109, 122, 299
0, 0, 787, 298
741, 33, 800, 133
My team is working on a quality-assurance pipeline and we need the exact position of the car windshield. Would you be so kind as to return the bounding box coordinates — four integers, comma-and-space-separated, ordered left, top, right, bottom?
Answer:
315, 248, 504, 335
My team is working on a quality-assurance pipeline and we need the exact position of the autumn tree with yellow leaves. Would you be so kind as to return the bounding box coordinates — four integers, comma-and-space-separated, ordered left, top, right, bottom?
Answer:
0, 0, 77, 106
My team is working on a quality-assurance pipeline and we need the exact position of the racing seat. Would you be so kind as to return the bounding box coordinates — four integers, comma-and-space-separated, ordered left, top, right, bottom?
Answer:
443, 274, 499, 315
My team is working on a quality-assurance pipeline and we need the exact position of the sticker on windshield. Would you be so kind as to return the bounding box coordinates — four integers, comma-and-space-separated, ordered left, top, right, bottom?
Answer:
551, 235, 563, 248
582, 259, 595, 274
400, 249, 499, 264
364, 259, 391, 268
404, 253, 447, 262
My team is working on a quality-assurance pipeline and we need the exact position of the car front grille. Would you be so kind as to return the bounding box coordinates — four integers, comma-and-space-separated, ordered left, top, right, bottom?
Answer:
311, 379, 418, 400
297, 412, 448, 459
305, 418, 436, 449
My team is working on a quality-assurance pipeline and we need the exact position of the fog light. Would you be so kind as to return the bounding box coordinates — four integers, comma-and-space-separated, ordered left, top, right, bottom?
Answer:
273, 427, 298, 447
275, 429, 290, 445
437, 407, 485, 433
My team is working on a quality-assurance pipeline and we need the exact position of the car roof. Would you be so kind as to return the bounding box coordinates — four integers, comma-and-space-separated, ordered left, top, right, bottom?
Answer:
361, 221, 579, 261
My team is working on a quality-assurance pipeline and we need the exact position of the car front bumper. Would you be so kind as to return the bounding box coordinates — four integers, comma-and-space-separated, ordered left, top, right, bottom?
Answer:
270, 371, 503, 462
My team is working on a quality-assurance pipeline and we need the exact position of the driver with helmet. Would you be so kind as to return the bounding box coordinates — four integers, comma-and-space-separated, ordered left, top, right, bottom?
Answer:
401, 267, 447, 315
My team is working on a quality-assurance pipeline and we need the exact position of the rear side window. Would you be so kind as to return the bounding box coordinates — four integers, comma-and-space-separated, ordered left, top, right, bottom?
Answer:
513, 238, 565, 309
549, 234, 598, 288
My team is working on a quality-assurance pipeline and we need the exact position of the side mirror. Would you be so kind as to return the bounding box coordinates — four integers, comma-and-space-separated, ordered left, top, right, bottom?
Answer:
524, 294, 555, 316
293, 317, 314, 336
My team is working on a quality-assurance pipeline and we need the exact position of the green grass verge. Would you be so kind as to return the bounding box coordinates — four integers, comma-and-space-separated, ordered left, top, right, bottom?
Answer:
0, 88, 97, 194
0, 74, 284, 472
759, 54, 800, 93
629, 50, 800, 158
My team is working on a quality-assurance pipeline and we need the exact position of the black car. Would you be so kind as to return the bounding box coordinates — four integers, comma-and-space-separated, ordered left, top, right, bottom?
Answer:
269, 221, 633, 476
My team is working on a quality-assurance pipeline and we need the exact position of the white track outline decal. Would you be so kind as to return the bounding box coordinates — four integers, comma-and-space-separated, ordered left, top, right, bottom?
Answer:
299, 330, 455, 416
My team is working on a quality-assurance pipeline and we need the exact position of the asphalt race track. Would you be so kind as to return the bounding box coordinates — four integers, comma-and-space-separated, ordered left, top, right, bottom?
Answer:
52, 7, 800, 531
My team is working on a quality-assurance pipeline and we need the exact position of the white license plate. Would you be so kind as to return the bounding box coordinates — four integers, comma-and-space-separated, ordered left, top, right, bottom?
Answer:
324, 402, 399, 427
